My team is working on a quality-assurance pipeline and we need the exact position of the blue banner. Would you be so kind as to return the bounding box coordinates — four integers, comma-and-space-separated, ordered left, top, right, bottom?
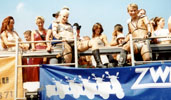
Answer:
40, 63, 171, 100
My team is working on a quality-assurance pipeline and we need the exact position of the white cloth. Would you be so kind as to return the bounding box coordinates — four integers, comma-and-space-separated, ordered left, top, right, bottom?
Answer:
92, 55, 109, 67
153, 29, 170, 42
23, 82, 40, 92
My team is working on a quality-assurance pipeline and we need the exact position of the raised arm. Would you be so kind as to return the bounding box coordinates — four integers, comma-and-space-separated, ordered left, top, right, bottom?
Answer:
143, 16, 152, 36
52, 21, 61, 39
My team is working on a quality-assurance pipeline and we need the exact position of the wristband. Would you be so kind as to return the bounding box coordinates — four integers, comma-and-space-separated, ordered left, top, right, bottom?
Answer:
58, 37, 62, 40
147, 32, 151, 37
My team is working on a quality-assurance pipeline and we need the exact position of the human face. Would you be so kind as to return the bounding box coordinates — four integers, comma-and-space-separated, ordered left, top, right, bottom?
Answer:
24, 34, 31, 41
60, 12, 69, 24
36, 19, 44, 29
95, 27, 101, 36
118, 38, 124, 44
158, 18, 165, 29
128, 7, 138, 18
7, 19, 14, 31
138, 10, 145, 17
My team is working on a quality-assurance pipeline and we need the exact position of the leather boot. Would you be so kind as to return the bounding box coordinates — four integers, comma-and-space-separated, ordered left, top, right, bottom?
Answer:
92, 49, 106, 68
118, 49, 127, 67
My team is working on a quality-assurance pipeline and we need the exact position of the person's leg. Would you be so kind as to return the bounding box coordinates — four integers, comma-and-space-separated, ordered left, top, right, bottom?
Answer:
78, 40, 106, 68
63, 42, 72, 63
141, 44, 152, 61
49, 58, 58, 64
117, 42, 130, 67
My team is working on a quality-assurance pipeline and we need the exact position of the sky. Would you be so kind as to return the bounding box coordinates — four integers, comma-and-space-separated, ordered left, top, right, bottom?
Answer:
0, 0, 170, 41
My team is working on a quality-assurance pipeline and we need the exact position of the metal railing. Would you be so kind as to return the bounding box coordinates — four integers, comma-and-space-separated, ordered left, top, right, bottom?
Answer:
130, 35, 171, 66
13, 28, 78, 100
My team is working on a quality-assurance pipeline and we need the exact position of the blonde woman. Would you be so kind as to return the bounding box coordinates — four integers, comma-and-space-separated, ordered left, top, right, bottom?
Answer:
28, 16, 51, 82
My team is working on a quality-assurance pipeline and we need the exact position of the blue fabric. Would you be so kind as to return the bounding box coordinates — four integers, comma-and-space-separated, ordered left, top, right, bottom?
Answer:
40, 62, 171, 100
48, 24, 52, 29
51, 37, 61, 45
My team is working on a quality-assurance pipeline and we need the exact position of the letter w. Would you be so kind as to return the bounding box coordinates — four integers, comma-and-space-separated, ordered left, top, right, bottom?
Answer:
150, 66, 170, 83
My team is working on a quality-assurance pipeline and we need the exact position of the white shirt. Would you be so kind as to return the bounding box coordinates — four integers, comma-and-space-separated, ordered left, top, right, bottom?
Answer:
153, 29, 170, 42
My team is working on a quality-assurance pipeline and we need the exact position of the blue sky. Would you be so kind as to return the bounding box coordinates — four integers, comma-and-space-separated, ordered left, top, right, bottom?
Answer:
0, 0, 170, 41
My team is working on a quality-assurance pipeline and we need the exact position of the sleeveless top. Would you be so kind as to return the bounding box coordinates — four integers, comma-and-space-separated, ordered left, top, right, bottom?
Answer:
34, 30, 46, 41
6, 31, 19, 51
93, 37, 105, 47
7, 31, 19, 42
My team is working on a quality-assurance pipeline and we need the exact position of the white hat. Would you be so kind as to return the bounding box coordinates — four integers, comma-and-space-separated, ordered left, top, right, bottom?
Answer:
116, 34, 125, 40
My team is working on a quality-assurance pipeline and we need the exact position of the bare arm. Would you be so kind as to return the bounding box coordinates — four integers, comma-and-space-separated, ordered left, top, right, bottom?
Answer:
144, 16, 152, 35
124, 24, 132, 42
31, 31, 36, 51
52, 21, 61, 39
46, 29, 52, 51
110, 36, 118, 46
101, 34, 109, 46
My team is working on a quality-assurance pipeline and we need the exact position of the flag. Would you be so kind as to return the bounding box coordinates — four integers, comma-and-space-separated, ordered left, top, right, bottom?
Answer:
40, 63, 171, 100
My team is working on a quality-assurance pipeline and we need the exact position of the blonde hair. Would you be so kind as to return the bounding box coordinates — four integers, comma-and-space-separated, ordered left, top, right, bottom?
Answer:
127, 3, 138, 11
35, 16, 44, 23
60, 9, 70, 16
62, 6, 70, 11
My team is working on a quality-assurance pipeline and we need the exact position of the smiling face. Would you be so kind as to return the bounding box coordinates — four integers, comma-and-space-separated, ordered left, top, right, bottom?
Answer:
36, 17, 44, 30
95, 26, 101, 35
60, 10, 69, 24
127, 4, 138, 19
92, 23, 103, 37
128, 7, 138, 19
158, 18, 165, 29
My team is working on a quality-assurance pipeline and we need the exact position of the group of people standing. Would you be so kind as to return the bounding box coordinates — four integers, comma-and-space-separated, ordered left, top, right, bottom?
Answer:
0, 3, 171, 83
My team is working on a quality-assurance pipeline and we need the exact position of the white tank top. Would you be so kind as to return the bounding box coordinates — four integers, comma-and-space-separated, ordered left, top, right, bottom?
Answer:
5, 31, 19, 51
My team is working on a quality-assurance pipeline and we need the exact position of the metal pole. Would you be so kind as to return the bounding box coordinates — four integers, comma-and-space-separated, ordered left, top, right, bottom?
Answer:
130, 35, 135, 66
73, 27, 78, 68
14, 39, 19, 100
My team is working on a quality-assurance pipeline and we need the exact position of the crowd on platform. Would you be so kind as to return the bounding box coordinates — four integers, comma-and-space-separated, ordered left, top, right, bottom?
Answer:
0, 3, 171, 82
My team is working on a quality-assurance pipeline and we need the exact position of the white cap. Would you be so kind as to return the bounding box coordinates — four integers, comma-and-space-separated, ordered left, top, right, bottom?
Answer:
116, 34, 125, 41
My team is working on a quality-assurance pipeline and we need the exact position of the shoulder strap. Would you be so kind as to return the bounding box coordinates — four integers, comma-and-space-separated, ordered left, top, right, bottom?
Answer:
35, 30, 45, 40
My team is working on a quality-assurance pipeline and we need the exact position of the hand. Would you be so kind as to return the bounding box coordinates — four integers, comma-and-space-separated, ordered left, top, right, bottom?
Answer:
146, 32, 151, 38
58, 36, 63, 40
46, 46, 53, 53
120, 40, 127, 46
31, 48, 36, 51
